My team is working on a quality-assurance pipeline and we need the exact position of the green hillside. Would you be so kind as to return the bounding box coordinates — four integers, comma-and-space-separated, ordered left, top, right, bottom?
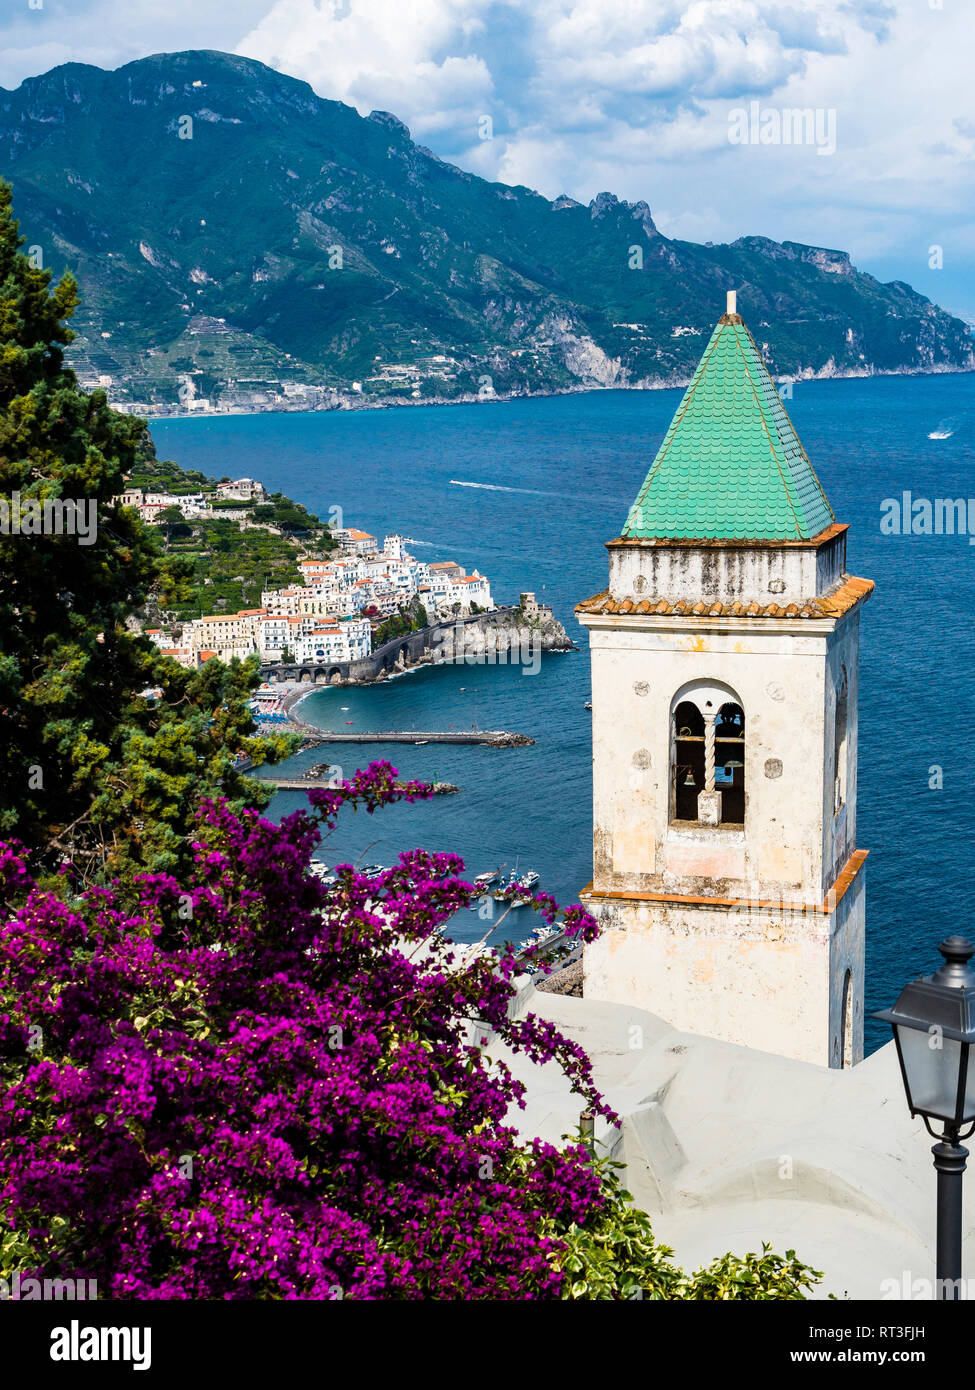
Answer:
129, 431, 335, 622
2, 49, 971, 407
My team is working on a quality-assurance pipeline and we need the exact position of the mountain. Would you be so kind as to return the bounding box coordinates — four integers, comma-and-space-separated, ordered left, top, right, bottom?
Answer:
1, 49, 971, 411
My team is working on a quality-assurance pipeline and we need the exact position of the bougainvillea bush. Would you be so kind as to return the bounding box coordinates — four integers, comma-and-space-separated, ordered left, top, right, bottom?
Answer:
0, 762, 819, 1300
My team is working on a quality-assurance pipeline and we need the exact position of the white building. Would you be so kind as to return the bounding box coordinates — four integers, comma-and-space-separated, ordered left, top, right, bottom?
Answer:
297, 560, 333, 585
185, 608, 266, 658
575, 294, 872, 1071
332, 527, 379, 555
261, 587, 305, 616
421, 561, 492, 618
383, 534, 407, 560
158, 646, 198, 669
456, 570, 492, 611
144, 491, 206, 509
216, 478, 269, 504
257, 615, 291, 662
292, 616, 371, 665
251, 533, 495, 649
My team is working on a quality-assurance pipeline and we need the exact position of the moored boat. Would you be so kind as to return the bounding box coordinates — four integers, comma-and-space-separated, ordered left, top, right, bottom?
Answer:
492, 871, 519, 899
526, 924, 556, 945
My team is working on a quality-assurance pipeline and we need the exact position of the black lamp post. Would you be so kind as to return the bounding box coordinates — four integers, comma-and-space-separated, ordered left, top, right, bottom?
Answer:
874, 935, 975, 1299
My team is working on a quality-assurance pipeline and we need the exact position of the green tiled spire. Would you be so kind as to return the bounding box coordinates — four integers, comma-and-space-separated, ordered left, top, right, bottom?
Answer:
623, 304, 834, 541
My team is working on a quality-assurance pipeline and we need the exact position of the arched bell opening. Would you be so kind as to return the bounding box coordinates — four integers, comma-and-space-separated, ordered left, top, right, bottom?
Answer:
670, 682, 745, 827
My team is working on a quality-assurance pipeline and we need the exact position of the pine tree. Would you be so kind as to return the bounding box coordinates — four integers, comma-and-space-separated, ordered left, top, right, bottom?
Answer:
0, 179, 292, 881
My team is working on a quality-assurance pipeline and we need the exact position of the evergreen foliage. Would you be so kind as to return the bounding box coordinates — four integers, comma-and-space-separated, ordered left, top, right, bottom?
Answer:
0, 180, 293, 883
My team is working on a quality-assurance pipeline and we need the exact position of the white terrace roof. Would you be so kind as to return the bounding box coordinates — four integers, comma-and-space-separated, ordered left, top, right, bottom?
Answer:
488, 987, 960, 1301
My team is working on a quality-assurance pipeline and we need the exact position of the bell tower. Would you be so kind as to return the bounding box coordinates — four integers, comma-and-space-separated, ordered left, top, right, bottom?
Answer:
576, 295, 873, 1068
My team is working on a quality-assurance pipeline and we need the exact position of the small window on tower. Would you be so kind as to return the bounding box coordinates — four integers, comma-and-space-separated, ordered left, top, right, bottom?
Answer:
715, 702, 745, 825
834, 669, 849, 814
673, 700, 705, 821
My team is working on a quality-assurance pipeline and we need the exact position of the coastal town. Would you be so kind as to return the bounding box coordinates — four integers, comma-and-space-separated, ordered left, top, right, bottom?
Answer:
6, 0, 975, 1351
119, 477, 494, 668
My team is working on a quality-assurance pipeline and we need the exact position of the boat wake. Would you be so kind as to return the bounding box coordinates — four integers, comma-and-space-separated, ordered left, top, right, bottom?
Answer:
449, 479, 561, 498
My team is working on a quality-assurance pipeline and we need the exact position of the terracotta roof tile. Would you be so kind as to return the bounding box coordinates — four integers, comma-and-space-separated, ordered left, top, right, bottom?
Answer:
575, 575, 874, 621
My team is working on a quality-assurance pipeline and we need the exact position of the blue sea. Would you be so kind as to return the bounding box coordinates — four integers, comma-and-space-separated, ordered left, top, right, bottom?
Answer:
154, 374, 975, 1054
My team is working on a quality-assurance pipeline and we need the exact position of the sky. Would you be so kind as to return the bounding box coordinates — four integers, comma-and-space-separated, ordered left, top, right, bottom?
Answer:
2, 0, 973, 320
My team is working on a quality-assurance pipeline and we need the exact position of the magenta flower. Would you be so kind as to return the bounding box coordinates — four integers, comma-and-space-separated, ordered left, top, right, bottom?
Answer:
0, 761, 610, 1299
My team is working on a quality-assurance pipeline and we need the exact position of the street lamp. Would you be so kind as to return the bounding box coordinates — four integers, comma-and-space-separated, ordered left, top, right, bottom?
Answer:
874, 935, 975, 1299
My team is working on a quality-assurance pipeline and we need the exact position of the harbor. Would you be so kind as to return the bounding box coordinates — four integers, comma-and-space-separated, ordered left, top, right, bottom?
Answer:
249, 683, 535, 747
246, 652, 574, 960
303, 852, 580, 982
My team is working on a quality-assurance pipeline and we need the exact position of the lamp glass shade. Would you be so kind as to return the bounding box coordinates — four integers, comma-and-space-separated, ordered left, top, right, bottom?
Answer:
896, 1026, 968, 1123
874, 935, 975, 1130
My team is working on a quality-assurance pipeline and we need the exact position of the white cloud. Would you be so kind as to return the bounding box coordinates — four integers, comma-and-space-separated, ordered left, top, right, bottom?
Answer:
0, 0, 271, 92
1, 0, 974, 315
235, 0, 495, 137
534, 0, 842, 101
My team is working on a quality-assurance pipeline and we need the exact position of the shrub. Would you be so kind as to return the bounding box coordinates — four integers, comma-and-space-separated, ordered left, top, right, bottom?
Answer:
0, 763, 821, 1300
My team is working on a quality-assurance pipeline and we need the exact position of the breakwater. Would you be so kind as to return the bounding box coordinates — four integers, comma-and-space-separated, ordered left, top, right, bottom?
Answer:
278, 724, 534, 748
257, 776, 460, 792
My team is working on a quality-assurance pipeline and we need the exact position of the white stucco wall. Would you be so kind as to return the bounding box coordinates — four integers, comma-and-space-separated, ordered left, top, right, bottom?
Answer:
824, 611, 861, 887
582, 893, 856, 1067
586, 614, 853, 899
606, 529, 847, 604
578, 601, 868, 1069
